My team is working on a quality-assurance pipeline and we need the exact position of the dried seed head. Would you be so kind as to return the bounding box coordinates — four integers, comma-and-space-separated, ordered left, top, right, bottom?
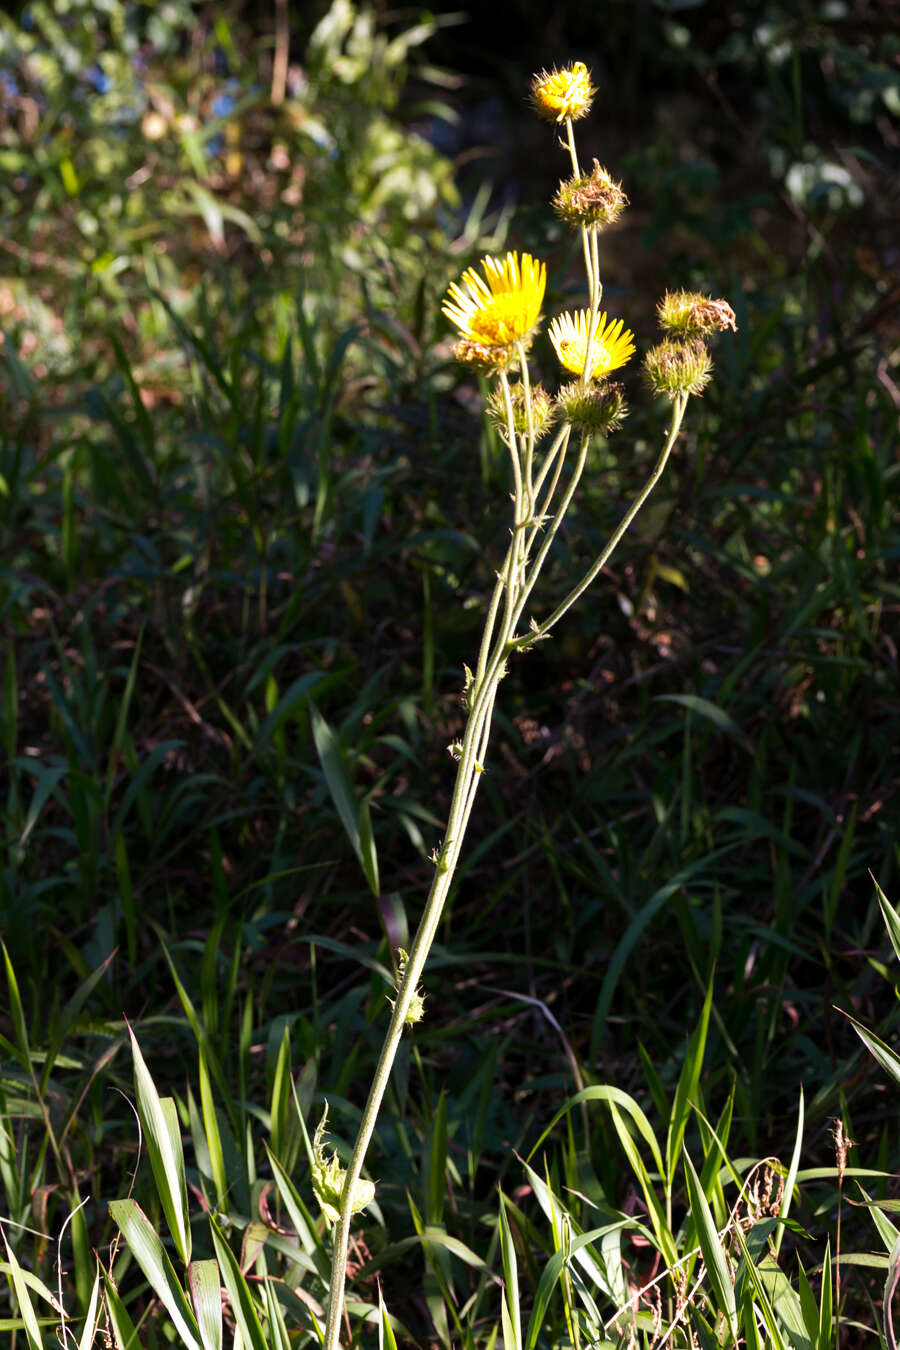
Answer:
553, 160, 628, 228
452, 338, 516, 374
658, 289, 737, 336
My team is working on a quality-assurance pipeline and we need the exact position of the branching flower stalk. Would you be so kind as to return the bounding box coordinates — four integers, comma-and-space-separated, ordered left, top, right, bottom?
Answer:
322, 62, 735, 1350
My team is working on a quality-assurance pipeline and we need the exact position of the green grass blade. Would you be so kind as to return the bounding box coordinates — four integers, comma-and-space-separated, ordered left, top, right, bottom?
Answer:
498, 1192, 522, 1350
426, 1090, 448, 1226
1, 1231, 45, 1350
2, 942, 30, 1062
108, 1199, 200, 1349
844, 1011, 900, 1087
101, 1271, 141, 1350
127, 1024, 192, 1265
525, 1223, 630, 1350
208, 1214, 268, 1350
666, 974, 713, 1190
378, 1284, 400, 1350
262, 1276, 292, 1350
684, 1149, 738, 1344
188, 1259, 223, 1350
76, 1265, 102, 1350
874, 879, 900, 968
309, 700, 380, 897
104, 626, 144, 807
198, 1046, 228, 1211
819, 1241, 833, 1349
610, 1103, 677, 1268
527, 1084, 664, 1177
774, 1087, 804, 1259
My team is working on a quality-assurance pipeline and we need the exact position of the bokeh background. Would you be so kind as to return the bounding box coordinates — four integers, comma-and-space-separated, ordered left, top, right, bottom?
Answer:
1, 0, 898, 1343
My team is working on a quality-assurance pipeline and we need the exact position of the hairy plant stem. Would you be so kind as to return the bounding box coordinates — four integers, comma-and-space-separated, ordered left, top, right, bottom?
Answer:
322, 395, 689, 1350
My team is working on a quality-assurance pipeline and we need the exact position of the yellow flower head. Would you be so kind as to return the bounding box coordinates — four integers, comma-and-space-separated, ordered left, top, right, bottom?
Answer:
548, 309, 636, 380
443, 252, 546, 349
530, 61, 595, 123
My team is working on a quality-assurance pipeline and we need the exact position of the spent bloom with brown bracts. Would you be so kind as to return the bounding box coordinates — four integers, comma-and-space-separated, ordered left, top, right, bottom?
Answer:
549, 309, 636, 380
443, 252, 546, 350
530, 61, 595, 123
554, 160, 628, 229
658, 289, 737, 336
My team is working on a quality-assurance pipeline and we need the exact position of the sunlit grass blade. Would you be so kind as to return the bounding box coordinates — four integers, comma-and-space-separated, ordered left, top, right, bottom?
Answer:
101, 1269, 141, 1350
498, 1191, 522, 1350
75, 1264, 102, 1350
188, 1259, 223, 1350
884, 1234, 900, 1350
843, 1011, 900, 1087
609, 1102, 677, 1268
666, 974, 713, 1190
127, 1025, 192, 1265
684, 1149, 738, 1344
1, 1230, 47, 1349
774, 1087, 804, 1259
208, 1213, 268, 1350
108, 1199, 200, 1349
378, 1283, 400, 1350
525, 1223, 630, 1350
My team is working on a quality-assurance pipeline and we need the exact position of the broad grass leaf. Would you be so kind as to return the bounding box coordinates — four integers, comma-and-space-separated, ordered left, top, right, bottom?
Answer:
843, 1011, 900, 1087
209, 1214, 268, 1350
127, 1025, 192, 1265
655, 693, 752, 752
101, 1270, 141, 1350
683, 1150, 738, 1343
188, 1259, 223, 1350
108, 1199, 200, 1350
1, 1231, 45, 1349
498, 1192, 522, 1350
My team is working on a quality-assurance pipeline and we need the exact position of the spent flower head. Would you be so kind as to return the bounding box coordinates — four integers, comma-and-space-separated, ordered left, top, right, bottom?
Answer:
443, 251, 546, 349
549, 309, 636, 381
557, 380, 627, 436
451, 338, 517, 374
658, 290, 737, 337
554, 161, 628, 229
644, 338, 713, 399
530, 61, 595, 123
486, 381, 556, 441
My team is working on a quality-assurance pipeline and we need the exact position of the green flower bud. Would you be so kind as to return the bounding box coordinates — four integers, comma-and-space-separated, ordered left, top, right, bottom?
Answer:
556, 380, 628, 434
486, 381, 556, 441
553, 160, 628, 229
643, 338, 713, 398
388, 949, 425, 1025
657, 290, 736, 336
311, 1104, 376, 1225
